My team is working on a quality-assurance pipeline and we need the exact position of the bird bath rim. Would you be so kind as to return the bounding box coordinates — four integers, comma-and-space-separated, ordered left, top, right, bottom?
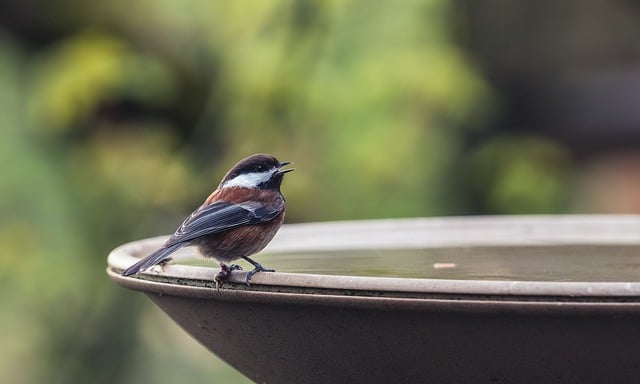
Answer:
107, 215, 640, 301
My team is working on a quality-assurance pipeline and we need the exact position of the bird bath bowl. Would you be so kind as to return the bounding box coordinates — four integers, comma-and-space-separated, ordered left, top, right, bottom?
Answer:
107, 215, 640, 383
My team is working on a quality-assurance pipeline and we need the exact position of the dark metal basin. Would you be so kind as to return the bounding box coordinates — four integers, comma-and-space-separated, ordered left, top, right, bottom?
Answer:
107, 215, 640, 383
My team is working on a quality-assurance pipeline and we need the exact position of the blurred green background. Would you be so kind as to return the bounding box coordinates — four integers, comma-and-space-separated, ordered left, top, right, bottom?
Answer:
2, 0, 640, 383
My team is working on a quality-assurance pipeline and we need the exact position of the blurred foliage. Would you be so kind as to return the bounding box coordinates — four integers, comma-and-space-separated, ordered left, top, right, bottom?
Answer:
29, 32, 177, 132
466, 135, 574, 214
0, 0, 577, 383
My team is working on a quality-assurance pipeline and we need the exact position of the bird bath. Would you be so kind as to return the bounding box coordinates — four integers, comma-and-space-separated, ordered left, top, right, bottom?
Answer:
107, 215, 640, 383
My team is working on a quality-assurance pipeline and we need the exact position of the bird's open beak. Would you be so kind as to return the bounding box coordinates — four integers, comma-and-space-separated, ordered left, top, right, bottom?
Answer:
278, 161, 295, 174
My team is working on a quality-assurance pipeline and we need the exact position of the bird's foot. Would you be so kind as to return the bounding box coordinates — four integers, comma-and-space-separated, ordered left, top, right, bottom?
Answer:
214, 263, 243, 292
243, 256, 275, 285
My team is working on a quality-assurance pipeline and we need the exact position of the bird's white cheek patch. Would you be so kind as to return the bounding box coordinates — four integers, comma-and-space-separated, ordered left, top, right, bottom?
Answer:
223, 170, 275, 188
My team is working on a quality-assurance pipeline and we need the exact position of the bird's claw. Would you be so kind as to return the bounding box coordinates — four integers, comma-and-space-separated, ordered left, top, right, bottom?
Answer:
245, 263, 275, 285
214, 260, 275, 290
214, 263, 243, 292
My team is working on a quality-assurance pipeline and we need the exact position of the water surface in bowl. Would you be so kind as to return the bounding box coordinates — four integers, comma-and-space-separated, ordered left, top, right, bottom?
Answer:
183, 245, 640, 282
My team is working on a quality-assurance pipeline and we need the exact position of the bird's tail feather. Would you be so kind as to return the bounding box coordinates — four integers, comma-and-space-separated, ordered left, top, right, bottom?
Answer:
122, 243, 184, 276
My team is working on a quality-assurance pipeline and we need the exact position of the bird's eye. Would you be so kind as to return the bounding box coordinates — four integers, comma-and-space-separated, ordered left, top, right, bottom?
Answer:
256, 165, 265, 172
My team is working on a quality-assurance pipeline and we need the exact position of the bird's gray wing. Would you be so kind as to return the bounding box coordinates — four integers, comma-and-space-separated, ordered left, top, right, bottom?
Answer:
165, 200, 282, 246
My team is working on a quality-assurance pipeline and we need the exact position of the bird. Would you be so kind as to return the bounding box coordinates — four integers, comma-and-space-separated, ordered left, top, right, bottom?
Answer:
121, 153, 293, 289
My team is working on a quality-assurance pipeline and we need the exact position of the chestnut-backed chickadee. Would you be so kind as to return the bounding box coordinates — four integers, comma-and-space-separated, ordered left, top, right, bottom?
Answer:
122, 153, 293, 288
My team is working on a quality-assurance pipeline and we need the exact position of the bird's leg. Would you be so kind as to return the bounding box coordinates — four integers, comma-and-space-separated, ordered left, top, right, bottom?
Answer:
228, 263, 243, 271
214, 263, 243, 291
243, 256, 275, 285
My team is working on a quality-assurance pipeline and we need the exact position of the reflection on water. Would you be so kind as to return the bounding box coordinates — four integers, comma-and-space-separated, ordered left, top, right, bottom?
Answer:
185, 245, 640, 282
